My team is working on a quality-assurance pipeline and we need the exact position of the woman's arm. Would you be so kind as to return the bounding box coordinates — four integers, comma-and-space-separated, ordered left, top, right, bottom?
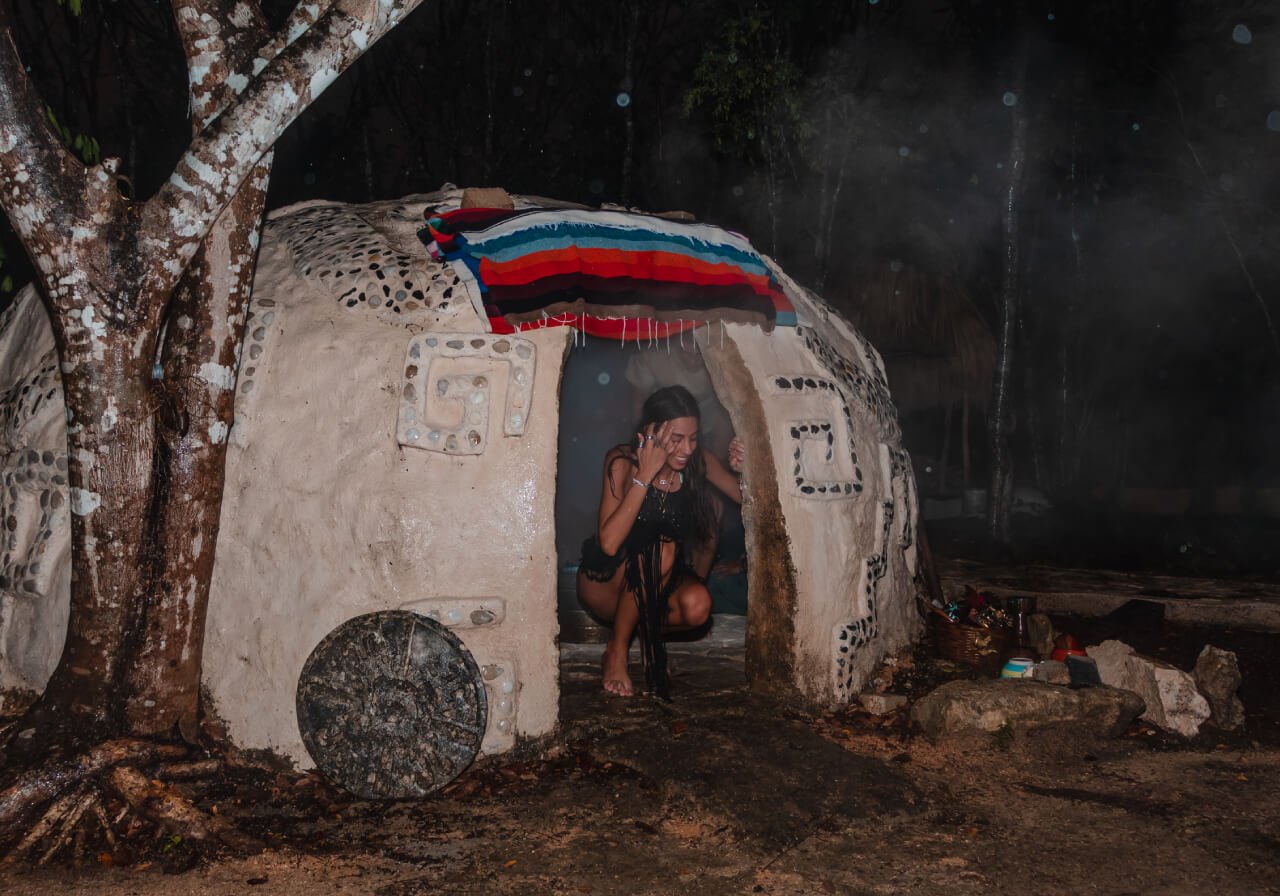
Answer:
704, 442, 743, 505
596, 422, 674, 555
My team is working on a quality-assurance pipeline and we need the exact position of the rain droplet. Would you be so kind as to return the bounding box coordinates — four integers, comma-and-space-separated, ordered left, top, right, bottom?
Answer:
615, 92, 631, 108
889, 259, 904, 272
732, 184, 745, 197
588, 178, 605, 195
1266, 111, 1280, 132
523, 67, 533, 77
1218, 174, 1234, 192
597, 372, 611, 386
512, 85, 524, 97
1047, 12, 1055, 21
918, 123, 929, 134
1232, 23, 1252, 45
869, 0, 879, 5
995, 162, 1004, 169
1002, 91, 1018, 107
1132, 122, 1141, 131
898, 146, 911, 158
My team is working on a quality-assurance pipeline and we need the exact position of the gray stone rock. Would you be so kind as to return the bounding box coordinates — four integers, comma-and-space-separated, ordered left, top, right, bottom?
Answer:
910, 679, 1144, 739
1193, 645, 1245, 731
1087, 640, 1211, 737
859, 693, 908, 715
1031, 660, 1071, 685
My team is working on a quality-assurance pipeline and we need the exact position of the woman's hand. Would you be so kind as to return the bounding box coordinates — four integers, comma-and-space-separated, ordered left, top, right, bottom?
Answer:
634, 421, 673, 483
728, 436, 745, 474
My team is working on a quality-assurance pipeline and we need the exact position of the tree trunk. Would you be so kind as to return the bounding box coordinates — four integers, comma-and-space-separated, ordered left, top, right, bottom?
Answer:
0, 0, 431, 768
988, 62, 1030, 545
939, 401, 952, 492
123, 162, 270, 740
17, 304, 162, 754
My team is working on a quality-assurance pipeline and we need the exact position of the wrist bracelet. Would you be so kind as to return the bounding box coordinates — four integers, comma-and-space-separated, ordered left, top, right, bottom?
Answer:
632, 477, 650, 490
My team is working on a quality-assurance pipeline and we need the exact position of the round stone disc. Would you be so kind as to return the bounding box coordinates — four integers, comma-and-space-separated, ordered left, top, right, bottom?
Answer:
296, 610, 488, 799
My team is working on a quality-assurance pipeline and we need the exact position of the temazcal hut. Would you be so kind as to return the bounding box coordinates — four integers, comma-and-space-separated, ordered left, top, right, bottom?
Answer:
0, 187, 921, 795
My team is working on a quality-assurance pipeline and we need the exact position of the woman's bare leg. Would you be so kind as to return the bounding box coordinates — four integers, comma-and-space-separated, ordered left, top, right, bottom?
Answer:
602, 593, 639, 695
667, 578, 712, 629
577, 569, 638, 696
576, 569, 711, 696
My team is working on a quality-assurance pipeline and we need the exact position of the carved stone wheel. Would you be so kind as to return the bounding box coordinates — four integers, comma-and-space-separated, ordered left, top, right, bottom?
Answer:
296, 610, 488, 799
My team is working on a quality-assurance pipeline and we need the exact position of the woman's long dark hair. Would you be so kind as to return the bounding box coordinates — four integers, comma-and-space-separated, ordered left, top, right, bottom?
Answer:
632, 385, 717, 551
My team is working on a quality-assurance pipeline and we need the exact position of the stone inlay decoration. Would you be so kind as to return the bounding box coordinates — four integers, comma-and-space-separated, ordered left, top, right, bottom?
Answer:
236, 301, 280, 400
769, 374, 863, 499
273, 203, 464, 320
799, 326, 900, 442
398, 333, 536, 454
890, 447, 916, 548
832, 498, 897, 700
0, 348, 67, 602
296, 610, 487, 799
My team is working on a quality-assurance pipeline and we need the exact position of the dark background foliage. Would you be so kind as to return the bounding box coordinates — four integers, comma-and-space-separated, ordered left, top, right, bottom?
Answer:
4, 0, 1278, 568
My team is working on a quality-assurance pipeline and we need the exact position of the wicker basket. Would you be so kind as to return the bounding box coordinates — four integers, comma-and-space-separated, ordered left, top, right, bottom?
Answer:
929, 615, 1011, 676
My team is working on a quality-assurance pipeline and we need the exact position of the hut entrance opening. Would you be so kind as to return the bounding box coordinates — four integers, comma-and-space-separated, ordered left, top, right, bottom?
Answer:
554, 329, 749, 665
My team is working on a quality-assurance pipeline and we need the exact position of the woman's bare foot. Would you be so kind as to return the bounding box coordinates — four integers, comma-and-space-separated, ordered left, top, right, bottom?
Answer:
601, 642, 633, 696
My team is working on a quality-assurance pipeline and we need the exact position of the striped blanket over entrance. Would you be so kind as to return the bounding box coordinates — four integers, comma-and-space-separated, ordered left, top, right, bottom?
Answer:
419, 207, 796, 340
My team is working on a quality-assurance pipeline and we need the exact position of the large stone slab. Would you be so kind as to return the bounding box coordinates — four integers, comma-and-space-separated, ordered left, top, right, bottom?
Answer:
1087, 640, 1211, 737
910, 679, 1144, 739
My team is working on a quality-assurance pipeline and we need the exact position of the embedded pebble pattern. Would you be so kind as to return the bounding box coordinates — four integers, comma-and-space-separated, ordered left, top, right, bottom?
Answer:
890, 447, 916, 548
769, 372, 863, 499
235, 299, 280, 405
0, 348, 67, 601
273, 204, 463, 320
399, 333, 536, 455
800, 326, 900, 441
833, 499, 896, 700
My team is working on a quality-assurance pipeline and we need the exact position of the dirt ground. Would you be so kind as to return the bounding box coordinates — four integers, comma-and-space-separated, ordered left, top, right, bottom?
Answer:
3, 621, 1279, 896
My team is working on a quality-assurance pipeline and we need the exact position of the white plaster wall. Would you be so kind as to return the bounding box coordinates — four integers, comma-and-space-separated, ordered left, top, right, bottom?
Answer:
720, 278, 922, 704
0, 289, 71, 708
204, 218, 567, 765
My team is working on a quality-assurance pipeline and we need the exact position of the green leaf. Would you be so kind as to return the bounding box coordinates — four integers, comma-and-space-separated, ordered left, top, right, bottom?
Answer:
1, 277, 12, 294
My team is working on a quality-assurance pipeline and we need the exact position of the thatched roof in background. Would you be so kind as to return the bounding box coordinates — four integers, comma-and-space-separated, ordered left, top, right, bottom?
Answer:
841, 264, 995, 412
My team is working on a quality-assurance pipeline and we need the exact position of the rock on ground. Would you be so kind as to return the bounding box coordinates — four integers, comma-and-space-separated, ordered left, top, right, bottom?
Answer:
1088, 640, 1211, 737
1031, 660, 1070, 685
859, 692, 909, 714
910, 679, 1144, 739
1193, 645, 1245, 731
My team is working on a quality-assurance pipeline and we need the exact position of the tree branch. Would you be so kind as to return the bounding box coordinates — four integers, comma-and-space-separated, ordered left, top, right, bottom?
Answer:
172, 0, 271, 129
0, 13, 88, 253
140, 0, 426, 291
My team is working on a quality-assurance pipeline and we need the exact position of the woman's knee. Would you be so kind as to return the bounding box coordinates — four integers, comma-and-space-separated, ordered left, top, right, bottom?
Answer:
676, 583, 712, 627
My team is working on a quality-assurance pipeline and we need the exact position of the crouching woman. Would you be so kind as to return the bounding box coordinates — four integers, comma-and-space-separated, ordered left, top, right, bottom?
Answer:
576, 385, 744, 698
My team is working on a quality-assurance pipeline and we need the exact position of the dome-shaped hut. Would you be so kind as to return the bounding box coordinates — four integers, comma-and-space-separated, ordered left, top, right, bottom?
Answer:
0, 187, 921, 794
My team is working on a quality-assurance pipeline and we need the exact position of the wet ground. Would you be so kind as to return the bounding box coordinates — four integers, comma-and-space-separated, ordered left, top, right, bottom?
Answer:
4, 610, 1279, 896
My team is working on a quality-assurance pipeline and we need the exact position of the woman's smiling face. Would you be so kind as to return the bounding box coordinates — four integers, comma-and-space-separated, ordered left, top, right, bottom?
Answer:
664, 416, 699, 470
